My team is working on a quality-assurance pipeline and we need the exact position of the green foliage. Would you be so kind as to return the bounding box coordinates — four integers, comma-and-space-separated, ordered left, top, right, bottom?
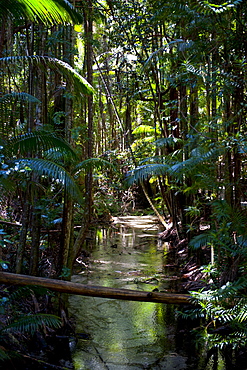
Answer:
0, 56, 94, 96
7, 285, 54, 303
73, 158, 114, 175
3, 156, 83, 203
180, 279, 247, 351
4, 313, 61, 335
6, 131, 77, 159
195, 0, 244, 14
0, 0, 83, 25
0, 92, 41, 104
0, 285, 61, 362
0, 131, 85, 203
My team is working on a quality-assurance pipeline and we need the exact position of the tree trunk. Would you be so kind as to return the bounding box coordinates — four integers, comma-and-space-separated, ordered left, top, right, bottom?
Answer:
16, 196, 30, 274
84, 0, 94, 222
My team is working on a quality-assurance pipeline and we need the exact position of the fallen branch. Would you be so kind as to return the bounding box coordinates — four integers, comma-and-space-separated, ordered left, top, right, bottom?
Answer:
0, 272, 191, 305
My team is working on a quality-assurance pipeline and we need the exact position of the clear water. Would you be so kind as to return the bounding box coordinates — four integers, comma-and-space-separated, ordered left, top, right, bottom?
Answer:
69, 216, 224, 370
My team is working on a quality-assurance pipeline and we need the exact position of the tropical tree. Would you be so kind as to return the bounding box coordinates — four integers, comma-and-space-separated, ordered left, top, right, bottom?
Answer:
0, 0, 96, 277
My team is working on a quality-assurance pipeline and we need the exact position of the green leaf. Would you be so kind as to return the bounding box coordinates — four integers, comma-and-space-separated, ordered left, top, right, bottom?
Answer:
0, 0, 83, 25
0, 92, 41, 104
0, 56, 94, 96
4, 314, 61, 335
189, 233, 212, 249
126, 163, 169, 185
14, 158, 84, 204
7, 131, 77, 160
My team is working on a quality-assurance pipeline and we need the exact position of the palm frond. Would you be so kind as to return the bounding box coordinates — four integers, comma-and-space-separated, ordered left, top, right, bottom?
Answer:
182, 61, 205, 81
189, 232, 212, 249
126, 163, 169, 185
154, 136, 183, 148
169, 147, 221, 178
0, 347, 10, 361
0, 92, 41, 104
8, 286, 54, 303
7, 131, 77, 160
4, 314, 61, 335
73, 158, 114, 175
14, 158, 84, 204
0, 56, 94, 96
195, 0, 243, 14
0, 0, 83, 25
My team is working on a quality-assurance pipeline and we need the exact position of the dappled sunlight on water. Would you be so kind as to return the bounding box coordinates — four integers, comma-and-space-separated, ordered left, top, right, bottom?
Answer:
69, 216, 224, 370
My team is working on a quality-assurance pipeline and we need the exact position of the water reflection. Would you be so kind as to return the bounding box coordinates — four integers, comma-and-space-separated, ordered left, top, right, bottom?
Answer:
69, 217, 220, 369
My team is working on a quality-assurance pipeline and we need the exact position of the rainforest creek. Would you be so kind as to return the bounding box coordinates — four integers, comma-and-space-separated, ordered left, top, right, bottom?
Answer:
2, 0, 247, 369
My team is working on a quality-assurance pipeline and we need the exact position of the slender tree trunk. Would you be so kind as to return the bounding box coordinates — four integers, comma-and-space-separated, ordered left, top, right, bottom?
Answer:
84, 0, 94, 222
29, 198, 41, 276
16, 195, 30, 274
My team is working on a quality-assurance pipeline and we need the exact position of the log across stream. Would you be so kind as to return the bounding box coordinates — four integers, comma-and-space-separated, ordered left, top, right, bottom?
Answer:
0, 272, 190, 305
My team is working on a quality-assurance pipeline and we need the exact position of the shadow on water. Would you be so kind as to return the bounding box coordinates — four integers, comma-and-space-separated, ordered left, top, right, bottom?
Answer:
69, 216, 224, 370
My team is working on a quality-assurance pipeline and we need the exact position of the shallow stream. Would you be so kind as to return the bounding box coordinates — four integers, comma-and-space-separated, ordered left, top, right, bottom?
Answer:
69, 216, 224, 370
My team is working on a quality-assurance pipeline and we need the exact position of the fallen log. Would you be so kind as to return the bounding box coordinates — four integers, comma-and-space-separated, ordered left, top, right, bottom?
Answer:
0, 272, 191, 305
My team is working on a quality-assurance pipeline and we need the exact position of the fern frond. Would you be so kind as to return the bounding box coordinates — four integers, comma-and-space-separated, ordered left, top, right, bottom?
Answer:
154, 136, 183, 149
169, 147, 222, 178
4, 314, 61, 335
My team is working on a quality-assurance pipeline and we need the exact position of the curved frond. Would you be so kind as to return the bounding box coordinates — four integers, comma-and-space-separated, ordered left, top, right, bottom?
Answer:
126, 163, 169, 185
0, 92, 41, 104
195, 0, 243, 14
14, 158, 84, 204
4, 314, 61, 335
73, 158, 114, 175
0, 0, 83, 25
189, 232, 212, 249
154, 136, 183, 148
0, 56, 94, 96
169, 147, 222, 178
7, 131, 77, 160
8, 285, 54, 303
